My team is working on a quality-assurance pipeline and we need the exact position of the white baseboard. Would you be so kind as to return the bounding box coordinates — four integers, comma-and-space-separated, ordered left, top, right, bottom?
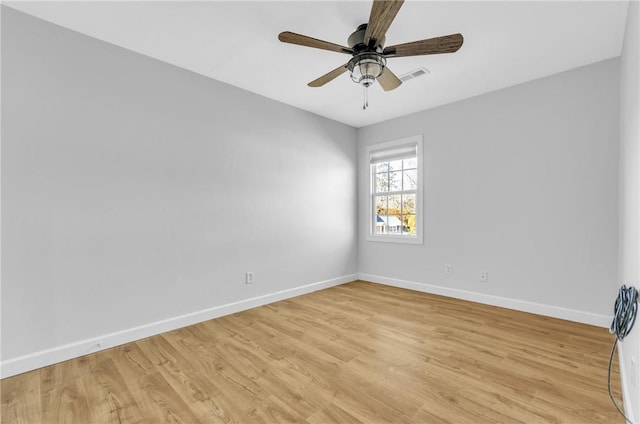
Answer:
0, 274, 356, 379
358, 273, 612, 328
1, 273, 612, 379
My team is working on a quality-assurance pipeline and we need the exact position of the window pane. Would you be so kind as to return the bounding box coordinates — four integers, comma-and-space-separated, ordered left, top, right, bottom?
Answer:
403, 158, 417, 169
402, 194, 416, 215
375, 195, 388, 215
402, 215, 416, 235
389, 160, 403, 171
389, 172, 401, 192
376, 162, 390, 172
388, 213, 403, 234
375, 172, 389, 192
388, 194, 401, 215
403, 169, 417, 190
375, 196, 388, 234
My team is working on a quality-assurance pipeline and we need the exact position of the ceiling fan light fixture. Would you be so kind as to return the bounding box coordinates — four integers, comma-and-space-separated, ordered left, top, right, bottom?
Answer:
348, 53, 386, 87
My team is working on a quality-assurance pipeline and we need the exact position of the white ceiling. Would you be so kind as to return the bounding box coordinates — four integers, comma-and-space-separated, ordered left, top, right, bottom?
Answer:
5, 1, 629, 128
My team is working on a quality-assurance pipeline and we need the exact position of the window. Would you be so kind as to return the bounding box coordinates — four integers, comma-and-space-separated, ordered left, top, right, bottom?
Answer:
367, 135, 423, 244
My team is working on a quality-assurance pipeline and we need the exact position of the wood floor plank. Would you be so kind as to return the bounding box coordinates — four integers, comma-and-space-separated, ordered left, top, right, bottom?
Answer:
1, 281, 625, 423
80, 358, 146, 424
111, 343, 201, 424
1, 368, 41, 424
135, 337, 241, 423
39, 353, 95, 394
245, 394, 309, 424
41, 377, 92, 424
306, 402, 364, 424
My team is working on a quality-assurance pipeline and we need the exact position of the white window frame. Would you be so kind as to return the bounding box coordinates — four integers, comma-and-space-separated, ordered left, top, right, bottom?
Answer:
366, 135, 424, 244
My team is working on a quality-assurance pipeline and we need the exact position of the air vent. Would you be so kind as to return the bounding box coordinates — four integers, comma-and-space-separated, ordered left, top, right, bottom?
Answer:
399, 67, 430, 82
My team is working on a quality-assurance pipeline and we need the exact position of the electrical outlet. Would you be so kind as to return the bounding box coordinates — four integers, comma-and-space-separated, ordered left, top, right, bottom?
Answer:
245, 272, 255, 284
480, 272, 489, 283
445, 264, 453, 275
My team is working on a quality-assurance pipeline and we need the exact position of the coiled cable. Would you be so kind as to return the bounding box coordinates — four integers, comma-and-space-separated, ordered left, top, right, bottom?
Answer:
608, 285, 638, 424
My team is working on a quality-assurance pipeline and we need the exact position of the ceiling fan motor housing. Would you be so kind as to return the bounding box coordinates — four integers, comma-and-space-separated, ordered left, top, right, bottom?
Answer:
348, 23, 385, 53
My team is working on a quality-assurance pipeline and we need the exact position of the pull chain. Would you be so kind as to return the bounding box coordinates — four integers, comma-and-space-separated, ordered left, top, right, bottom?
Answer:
362, 85, 369, 110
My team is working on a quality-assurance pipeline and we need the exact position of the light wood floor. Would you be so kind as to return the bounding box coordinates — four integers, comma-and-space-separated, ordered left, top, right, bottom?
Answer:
2, 281, 623, 423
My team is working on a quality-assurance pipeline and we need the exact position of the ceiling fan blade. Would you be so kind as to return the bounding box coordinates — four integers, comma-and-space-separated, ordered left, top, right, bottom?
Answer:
308, 64, 349, 87
383, 33, 464, 58
377, 67, 402, 91
279, 31, 353, 55
363, 0, 404, 48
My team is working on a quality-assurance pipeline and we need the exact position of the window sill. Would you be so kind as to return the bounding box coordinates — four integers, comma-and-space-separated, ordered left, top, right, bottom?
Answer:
366, 234, 423, 245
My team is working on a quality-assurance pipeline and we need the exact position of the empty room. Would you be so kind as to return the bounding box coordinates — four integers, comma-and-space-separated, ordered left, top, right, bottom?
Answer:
1, 0, 639, 423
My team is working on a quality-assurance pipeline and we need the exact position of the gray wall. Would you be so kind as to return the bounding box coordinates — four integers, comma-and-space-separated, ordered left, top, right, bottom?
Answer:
1, 8, 357, 367
618, 1, 640, 420
358, 58, 620, 320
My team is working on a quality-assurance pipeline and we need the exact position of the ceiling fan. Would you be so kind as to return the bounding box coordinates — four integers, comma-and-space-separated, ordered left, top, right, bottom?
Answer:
278, 0, 463, 109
